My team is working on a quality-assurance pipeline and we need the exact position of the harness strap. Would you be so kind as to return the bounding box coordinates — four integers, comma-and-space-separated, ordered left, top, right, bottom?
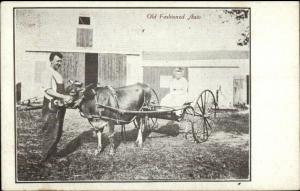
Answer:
93, 85, 121, 123
106, 85, 121, 123
106, 85, 120, 109
81, 85, 149, 125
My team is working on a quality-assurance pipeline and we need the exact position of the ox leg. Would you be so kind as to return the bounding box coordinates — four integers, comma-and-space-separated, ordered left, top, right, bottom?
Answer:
180, 121, 189, 139
108, 122, 115, 155
136, 118, 144, 147
94, 129, 103, 155
121, 125, 126, 142
88, 119, 107, 155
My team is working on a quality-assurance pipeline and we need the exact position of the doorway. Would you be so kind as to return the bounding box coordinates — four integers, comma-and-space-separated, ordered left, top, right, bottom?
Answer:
233, 77, 244, 106
98, 54, 127, 88
85, 53, 98, 86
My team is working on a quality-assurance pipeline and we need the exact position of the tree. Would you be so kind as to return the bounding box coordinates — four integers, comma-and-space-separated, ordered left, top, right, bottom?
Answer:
223, 9, 250, 46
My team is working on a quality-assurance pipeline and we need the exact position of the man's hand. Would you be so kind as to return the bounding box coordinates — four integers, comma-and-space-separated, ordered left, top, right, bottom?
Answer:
63, 95, 73, 105
72, 97, 83, 108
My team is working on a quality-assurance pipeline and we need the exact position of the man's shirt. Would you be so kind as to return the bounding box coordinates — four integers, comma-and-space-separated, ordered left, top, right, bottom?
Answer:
44, 67, 64, 100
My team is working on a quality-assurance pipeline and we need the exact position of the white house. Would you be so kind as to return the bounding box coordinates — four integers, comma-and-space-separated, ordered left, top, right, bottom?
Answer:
15, 8, 250, 108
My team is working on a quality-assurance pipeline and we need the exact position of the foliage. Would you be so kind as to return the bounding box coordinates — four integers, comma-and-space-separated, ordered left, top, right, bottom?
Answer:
223, 9, 250, 46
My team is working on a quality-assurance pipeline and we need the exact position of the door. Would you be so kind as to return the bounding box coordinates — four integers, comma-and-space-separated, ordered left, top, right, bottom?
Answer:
85, 53, 98, 86
60, 52, 85, 84
98, 53, 127, 88
233, 77, 244, 106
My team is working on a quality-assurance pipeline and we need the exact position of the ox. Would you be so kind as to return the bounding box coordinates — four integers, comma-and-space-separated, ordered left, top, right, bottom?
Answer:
65, 81, 152, 155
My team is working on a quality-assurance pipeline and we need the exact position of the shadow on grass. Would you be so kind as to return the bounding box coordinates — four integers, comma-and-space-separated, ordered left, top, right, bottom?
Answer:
214, 112, 249, 134
56, 121, 182, 157
56, 127, 145, 157
149, 121, 181, 138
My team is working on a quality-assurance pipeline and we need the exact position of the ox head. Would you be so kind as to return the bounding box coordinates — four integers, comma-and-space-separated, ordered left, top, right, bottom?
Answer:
65, 80, 98, 108
65, 80, 84, 99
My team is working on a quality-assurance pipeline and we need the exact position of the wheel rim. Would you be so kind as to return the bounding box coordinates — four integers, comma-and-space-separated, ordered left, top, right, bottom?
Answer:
192, 116, 212, 143
192, 90, 217, 143
195, 90, 216, 118
144, 88, 160, 131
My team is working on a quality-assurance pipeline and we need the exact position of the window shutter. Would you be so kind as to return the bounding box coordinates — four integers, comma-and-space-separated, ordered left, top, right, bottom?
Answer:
76, 28, 93, 47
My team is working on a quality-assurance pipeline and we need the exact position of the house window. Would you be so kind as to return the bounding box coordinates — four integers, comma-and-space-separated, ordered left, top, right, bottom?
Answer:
76, 28, 93, 47
79, 16, 90, 25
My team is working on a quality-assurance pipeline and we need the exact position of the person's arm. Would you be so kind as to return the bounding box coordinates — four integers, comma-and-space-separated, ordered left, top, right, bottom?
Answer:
45, 74, 72, 103
45, 88, 70, 100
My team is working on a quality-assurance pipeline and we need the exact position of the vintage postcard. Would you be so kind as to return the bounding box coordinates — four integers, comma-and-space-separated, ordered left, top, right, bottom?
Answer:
1, 1, 299, 190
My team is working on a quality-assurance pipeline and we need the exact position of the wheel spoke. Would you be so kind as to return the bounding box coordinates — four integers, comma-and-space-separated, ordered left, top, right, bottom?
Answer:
204, 91, 207, 113
204, 118, 210, 137
203, 118, 207, 139
143, 88, 159, 130
197, 102, 203, 114
205, 119, 213, 136
150, 118, 155, 124
200, 95, 205, 115
191, 90, 216, 143
203, 95, 206, 114
192, 116, 211, 142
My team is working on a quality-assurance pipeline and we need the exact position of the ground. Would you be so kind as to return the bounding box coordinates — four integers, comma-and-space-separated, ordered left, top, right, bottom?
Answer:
16, 109, 250, 181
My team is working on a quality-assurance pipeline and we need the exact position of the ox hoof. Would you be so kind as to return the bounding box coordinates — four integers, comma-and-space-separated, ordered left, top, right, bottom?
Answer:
184, 133, 188, 139
94, 148, 102, 156
135, 141, 143, 147
109, 148, 115, 155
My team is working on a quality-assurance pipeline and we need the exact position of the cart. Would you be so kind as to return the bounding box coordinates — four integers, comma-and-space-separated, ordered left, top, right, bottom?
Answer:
93, 88, 217, 143
17, 88, 217, 143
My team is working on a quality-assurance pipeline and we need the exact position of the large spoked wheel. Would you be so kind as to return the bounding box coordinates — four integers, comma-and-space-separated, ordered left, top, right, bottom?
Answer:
192, 116, 211, 143
141, 88, 160, 131
180, 106, 196, 139
192, 90, 217, 143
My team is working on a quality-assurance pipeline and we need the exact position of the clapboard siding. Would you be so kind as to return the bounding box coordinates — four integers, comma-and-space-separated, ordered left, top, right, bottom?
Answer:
143, 67, 189, 100
34, 61, 46, 83
98, 53, 126, 88
60, 52, 85, 84
143, 51, 249, 60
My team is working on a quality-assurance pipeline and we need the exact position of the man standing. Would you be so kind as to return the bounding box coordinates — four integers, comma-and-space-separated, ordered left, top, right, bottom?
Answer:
41, 52, 72, 164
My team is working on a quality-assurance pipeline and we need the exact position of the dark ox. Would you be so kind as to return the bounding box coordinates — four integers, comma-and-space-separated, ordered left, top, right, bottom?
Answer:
65, 81, 152, 155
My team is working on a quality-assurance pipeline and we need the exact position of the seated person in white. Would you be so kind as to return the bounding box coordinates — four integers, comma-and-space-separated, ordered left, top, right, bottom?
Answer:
161, 67, 188, 112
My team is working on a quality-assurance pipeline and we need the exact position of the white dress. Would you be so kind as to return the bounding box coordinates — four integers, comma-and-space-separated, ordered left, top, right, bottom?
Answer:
161, 77, 188, 107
